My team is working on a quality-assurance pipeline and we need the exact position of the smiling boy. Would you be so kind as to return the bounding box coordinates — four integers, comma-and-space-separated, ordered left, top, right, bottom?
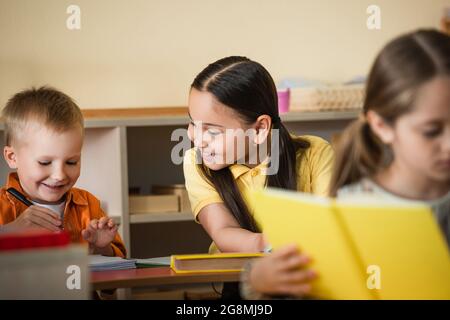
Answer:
0, 87, 126, 257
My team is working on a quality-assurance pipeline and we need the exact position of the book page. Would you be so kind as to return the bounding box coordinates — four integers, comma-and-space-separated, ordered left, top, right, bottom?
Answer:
251, 189, 373, 299
337, 200, 450, 299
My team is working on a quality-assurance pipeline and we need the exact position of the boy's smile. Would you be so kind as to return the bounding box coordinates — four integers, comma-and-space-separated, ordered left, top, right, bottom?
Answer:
4, 122, 83, 205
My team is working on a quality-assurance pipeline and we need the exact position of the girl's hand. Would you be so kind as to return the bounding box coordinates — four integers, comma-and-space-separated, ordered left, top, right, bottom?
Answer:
4, 205, 62, 232
81, 217, 117, 254
249, 244, 317, 297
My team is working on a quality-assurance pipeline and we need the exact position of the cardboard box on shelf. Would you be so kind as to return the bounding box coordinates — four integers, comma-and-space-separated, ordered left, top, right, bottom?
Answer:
129, 194, 179, 214
152, 184, 192, 213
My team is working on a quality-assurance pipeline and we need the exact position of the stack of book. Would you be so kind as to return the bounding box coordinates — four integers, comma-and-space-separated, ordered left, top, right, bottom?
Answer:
89, 255, 137, 271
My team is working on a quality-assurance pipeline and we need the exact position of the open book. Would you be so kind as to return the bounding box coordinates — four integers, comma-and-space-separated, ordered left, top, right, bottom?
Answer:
250, 189, 450, 300
135, 256, 171, 268
170, 253, 264, 273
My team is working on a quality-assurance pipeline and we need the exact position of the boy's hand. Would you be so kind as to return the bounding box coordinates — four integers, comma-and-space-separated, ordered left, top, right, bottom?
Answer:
249, 244, 317, 297
4, 205, 62, 232
81, 217, 118, 254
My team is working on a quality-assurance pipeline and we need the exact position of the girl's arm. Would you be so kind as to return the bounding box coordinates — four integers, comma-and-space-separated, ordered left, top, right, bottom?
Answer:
242, 244, 317, 299
198, 202, 265, 252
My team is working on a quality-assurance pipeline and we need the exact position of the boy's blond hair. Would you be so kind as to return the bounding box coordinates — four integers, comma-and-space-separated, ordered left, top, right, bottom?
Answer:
2, 86, 84, 146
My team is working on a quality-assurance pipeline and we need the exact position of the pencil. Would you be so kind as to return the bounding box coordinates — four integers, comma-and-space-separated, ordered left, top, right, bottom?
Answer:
6, 187, 33, 206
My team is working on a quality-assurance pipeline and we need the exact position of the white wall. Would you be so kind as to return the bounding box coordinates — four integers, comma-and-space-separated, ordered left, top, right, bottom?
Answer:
0, 0, 447, 109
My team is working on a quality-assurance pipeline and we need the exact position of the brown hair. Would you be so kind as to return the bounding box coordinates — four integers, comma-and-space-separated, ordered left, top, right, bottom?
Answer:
330, 29, 450, 196
191, 56, 309, 232
2, 86, 84, 146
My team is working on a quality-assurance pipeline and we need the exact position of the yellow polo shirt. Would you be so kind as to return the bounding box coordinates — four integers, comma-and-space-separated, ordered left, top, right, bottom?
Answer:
183, 135, 334, 227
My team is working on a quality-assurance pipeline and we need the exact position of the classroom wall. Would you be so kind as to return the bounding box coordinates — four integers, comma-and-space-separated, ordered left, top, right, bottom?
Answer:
0, 0, 447, 109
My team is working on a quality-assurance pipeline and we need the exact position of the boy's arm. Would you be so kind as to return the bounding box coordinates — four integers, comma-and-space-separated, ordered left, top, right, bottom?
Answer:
93, 211, 127, 258
92, 237, 124, 257
0, 190, 16, 227
84, 193, 127, 258
108, 230, 127, 258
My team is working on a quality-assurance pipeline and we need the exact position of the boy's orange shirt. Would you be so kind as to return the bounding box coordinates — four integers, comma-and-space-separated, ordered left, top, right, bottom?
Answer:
0, 172, 126, 258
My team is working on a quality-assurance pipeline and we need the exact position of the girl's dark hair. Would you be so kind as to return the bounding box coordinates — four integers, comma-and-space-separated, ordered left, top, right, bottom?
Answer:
191, 56, 309, 232
330, 29, 450, 196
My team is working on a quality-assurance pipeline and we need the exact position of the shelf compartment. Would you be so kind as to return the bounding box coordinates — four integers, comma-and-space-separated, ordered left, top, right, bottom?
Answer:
130, 212, 193, 224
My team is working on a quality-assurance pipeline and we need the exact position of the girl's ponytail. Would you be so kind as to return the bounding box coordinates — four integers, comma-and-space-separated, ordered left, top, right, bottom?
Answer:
329, 116, 384, 196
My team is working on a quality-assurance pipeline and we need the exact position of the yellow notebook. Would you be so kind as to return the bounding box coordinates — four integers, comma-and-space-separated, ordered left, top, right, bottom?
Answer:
170, 253, 264, 274
250, 188, 450, 300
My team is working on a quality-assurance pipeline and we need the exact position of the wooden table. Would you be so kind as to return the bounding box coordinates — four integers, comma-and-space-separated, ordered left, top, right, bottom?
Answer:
91, 267, 241, 290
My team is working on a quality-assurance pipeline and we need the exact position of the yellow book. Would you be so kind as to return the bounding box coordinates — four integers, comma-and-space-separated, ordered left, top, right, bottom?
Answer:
170, 253, 264, 274
250, 188, 450, 300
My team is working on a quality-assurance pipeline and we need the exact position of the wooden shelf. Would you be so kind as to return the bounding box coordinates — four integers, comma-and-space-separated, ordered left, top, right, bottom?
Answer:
82, 107, 360, 128
280, 109, 360, 122
129, 212, 194, 224
81, 107, 188, 119
82, 107, 189, 128
0, 107, 360, 129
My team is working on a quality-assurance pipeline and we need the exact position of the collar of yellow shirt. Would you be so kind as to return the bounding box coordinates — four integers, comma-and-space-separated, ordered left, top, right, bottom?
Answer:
229, 157, 270, 179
